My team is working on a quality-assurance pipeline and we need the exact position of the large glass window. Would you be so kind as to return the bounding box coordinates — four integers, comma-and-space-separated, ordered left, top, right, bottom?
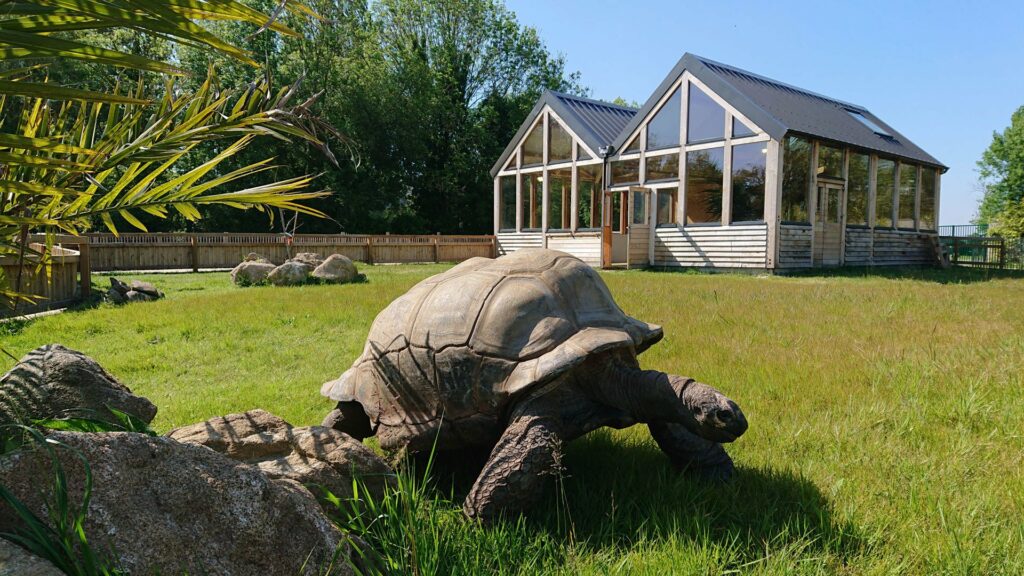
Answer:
577, 164, 603, 229
656, 189, 677, 226
521, 173, 542, 229
685, 148, 724, 225
623, 135, 640, 154
577, 144, 592, 161
817, 144, 844, 179
730, 143, 767, 223
920, 167, 937, 230
875, 159, 895, 228
632, 191, 648, 225
687, 83, 725, 143
611, 159, 640, 185
548, 169, 571, 230
499, 176, 516, 230
732, 117, 756, 138
782, 136, 811, 223
646, 153, 679, 182
847, 153, 870, 227
647, 87, 681, 150
898, 163, 917, 229
548, 119, 572, 164
521, 123, 543, 166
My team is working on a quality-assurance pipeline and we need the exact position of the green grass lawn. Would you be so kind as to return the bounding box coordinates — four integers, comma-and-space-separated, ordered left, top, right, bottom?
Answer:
3, 265, 1024, 574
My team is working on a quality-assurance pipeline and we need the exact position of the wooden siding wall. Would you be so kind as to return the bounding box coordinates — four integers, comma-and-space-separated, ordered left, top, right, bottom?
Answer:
547, 233, 601, 266
1, 245, 80, 316
654, 224, 768, 268
845, 229, 935, 266
496, 232, 544, 256
778, 225, 812, 268
85, 234, 495, 271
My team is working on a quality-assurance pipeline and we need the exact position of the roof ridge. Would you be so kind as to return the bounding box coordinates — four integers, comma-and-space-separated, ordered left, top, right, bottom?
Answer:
691, 53, 865, 111
547, 89, 639, 112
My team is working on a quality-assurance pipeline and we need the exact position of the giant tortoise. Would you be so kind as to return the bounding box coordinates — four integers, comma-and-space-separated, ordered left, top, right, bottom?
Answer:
321, 248, 748, 521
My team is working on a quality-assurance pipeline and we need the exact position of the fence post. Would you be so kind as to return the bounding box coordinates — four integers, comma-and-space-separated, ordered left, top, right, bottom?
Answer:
78, 240, 91, 298
189, 235, 199, 272
491, 236, 497, 259
433, 234, 439, 263
366, 236, 374, 265
999, 238, 1006, 269
952, 238, 959, 265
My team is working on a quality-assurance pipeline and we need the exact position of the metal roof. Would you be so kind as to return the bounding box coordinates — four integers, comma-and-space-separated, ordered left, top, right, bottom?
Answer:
489, 91, 636, 177
612, 53, 946, 169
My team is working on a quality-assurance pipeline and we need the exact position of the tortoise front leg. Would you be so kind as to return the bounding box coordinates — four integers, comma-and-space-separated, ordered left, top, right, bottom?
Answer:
463, 413, 563, 522
648, 421, 735, 481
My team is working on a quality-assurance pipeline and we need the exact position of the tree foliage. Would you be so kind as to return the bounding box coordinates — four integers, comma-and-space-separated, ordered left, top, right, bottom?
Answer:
977, 105, 1024, 237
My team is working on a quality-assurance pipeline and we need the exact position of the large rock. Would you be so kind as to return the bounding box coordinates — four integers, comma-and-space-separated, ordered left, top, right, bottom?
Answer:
244, 252, 273, 264
0, 540, 63, 576
0, 432, 360, 575
312, 254, 359, 284
268, 261, 312, 286
0, 344, 156, 427
129, 280, 162, 298
106, 277, 163, 303
290, 252, 324, 268
168, 409, 392, 505
231, 260, 276, 286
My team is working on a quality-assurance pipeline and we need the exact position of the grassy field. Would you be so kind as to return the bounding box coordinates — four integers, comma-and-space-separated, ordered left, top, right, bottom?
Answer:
2, 265, 1023, 575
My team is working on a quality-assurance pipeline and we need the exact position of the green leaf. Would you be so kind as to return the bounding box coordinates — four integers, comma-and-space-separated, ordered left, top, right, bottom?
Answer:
0, 80, 149, 104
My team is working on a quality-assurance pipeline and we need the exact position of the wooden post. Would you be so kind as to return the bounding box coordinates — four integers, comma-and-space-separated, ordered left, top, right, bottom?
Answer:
78, 240, 91, 298
433, 234, 439, 263
366, 236, 374, 265
491, 236, 497, 258
189, 235, 199, 272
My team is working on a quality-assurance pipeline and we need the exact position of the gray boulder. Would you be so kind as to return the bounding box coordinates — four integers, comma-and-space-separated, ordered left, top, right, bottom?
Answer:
106, 277, 162, 303
268, 261, 312, 286
168, 409, 393, 506
0, 432, 360, 576
0, 540, 63, 576
312, 254, 359, 284
231, 260, 276, 286
0, 344, 156, 427
290, 252, 324, 268
129, 280, 162, 298
244, 252, 273, 264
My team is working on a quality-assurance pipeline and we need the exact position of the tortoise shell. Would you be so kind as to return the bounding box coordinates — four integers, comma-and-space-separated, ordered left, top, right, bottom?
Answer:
321, 249, 662, 450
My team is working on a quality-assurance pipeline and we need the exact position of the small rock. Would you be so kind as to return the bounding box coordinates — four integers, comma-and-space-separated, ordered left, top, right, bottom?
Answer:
0, 344, 156, 427
129, 280, 161, 297
231, 260, 276, 286
0, 432, 360, 575
290, 252, 323, 268
0, 539, 63, 576
268, 261, 312, 286
168, 409, 393, 506
244, 252, 273, 264
105, 286, 126, 304
109, 277, 130, 296
123, 290, 156, 303
312, 254, 359, 284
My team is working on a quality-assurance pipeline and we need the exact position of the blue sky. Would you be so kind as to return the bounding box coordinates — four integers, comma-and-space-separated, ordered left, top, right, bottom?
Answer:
506, 0, 1024, 225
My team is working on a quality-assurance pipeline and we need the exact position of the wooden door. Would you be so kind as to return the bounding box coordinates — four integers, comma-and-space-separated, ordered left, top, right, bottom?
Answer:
813, 183, 843, 266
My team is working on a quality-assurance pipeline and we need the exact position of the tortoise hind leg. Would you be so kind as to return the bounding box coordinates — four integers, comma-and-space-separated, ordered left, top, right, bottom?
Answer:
463, 413, 563, 523
323, 401, 374, 441
648, 421, 734, 482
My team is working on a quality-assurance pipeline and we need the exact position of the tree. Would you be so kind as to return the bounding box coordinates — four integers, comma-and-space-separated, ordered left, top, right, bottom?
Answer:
0, 1, 340, 305
977, 105, 1024, 236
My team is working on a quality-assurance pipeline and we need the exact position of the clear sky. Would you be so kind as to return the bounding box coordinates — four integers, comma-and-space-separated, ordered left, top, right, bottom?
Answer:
506, 0, 1024, 225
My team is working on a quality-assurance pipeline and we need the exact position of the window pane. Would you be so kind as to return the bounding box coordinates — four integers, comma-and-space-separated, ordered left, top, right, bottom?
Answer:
577, 164, 603, 229
632, 191, 647, 224
611, 159, 640, 185
656, 190, 677, 226
611, 192, 622, 232
503, 155, 515, 171
847, 153, 870, 226
646, 153, 679, 182
647, 87, 680, 149
731, 143, 767, 223
577, 144, 592, 161
547, 169, 571, 230
732, 117, 756, 138
499, 176, 516, 230
875, 159, 895, 228
920, 168, 937, 230
782, 136, 811, 223
817, 144, 844, 179
521, 123, 543, 166
521, 173, 543, 229
549, 119, 572, 163
898, 163, 917, 228
623, 135, 640, 154
685, 148, 724, 224
687, 83, 725, 143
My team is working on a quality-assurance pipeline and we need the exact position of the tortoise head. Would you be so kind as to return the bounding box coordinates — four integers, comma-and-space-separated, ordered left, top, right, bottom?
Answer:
672, 376, 748, 442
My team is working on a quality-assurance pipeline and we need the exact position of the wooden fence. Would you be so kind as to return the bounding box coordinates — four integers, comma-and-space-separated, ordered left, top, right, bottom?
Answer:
1, 237, 87, 317
84, 233, 497, 271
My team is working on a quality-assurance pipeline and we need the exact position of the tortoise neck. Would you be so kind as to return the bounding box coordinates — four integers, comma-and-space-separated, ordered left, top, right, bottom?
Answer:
589, 359, 693, 424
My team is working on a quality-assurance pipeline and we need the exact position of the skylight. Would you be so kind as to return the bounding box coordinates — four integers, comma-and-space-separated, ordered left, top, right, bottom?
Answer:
846, 110, 891, 136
